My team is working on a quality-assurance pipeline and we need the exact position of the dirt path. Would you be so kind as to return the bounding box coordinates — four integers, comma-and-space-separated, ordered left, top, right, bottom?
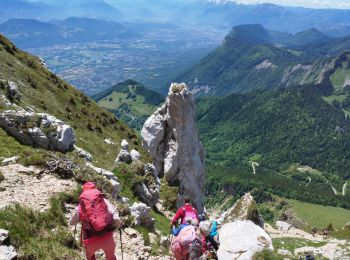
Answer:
0, 164, 76, 211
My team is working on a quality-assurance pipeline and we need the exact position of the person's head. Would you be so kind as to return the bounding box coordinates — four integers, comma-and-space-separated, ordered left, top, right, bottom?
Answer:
191, 219, 199, 227
184, 197, 191, 204
185, 218, 192, 225
82, 182, 96, 191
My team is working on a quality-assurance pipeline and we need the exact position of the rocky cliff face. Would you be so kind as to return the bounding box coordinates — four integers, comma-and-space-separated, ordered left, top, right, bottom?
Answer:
141, 83, 205, 212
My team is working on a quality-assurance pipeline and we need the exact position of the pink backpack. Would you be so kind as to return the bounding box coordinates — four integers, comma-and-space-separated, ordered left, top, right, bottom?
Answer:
79, 189, 114, 238
181, 207, 197, 224
171, 226, 202, 259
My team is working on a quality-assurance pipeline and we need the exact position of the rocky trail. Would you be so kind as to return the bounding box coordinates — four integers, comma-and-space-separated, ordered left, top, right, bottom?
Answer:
0, 163, 76, 211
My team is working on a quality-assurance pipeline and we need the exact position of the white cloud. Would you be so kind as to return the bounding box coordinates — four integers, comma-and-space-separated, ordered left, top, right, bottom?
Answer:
224, 0, 350, 9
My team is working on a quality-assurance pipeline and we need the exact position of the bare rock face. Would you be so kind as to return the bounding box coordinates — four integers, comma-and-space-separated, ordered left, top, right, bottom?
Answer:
141, 83, 205, 213
224, 193, 264, 228
0, 110, 75, 152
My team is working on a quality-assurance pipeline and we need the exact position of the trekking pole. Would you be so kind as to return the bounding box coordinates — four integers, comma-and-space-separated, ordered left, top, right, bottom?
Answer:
119, 228, 124, 260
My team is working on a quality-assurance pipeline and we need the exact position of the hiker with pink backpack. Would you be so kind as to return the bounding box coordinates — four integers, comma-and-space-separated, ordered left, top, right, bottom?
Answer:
69, 182, 123, 260
170, 197, 202, 259
171, 197, 199, 226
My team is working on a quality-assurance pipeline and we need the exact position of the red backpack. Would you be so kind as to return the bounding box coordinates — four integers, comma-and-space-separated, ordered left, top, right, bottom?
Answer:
181, 206, 198, 224
79, 188, 114, 239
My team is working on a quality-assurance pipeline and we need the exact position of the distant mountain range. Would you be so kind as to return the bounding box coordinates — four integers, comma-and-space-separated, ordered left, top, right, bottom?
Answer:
3, 0, 350, 38
178, 24, 350, 97
0, 18, 137, 48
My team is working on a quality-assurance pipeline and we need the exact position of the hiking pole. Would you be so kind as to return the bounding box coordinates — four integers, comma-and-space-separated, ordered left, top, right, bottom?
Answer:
119, 228, 124, 260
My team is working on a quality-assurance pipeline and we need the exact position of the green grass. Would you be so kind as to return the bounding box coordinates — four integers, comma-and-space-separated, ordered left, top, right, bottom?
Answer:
0, 34, 149, 170
253, 249, 283, 260
273, 237, 326, 253
0, 190, 82, 259
331, 68, 350, 89
288, 199, 350, 229
151, 210, 171, 236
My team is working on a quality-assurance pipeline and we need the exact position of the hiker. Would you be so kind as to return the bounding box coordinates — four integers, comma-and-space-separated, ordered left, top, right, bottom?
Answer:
199, 221, 218, 259
311, 227, 317, 236
171, 197, 199, 226
69, 182, 123, 260
171, 222, 202, 260
172, 218, 191, 236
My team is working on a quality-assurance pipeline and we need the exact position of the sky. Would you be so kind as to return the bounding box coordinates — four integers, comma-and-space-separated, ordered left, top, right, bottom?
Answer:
224, 0, 350, 9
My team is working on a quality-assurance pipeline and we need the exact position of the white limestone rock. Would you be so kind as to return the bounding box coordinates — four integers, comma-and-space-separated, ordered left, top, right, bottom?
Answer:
115, 139, 132, 164
217, 220, 273, 260
0, 245, 17, 260
6, 81, 21, 102
276, 221, 292, 232
0, 229, 9, 245
74, 146, 92, 162
1, 156, 19, 166
0, 110, 76, 152
86, 162, 121, 199
141, 83, 205, 212
130, 149, 141, 161
129, 202, 155, 228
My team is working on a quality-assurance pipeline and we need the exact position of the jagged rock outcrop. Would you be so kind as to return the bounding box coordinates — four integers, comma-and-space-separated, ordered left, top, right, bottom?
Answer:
115, 139, 133, 164
223, 193, 264, 228
217, 220, 273, 260
133, 163, 160, 207
141, 83, 205, 212
129, 202, 155, 228
0, 110, 76, 152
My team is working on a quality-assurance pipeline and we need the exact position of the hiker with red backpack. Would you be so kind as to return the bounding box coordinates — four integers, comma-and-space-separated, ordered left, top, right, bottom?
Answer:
69, 182, 123, 260
171, 197, 199, 226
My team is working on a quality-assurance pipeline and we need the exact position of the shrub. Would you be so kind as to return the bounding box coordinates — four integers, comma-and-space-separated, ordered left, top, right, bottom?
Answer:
160, 180, 178, 211
253, 249, 283, 260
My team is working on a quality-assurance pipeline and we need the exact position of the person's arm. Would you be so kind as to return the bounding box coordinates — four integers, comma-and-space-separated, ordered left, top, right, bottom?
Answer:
104, 199, 123, 228
171, 208, 184, 225
69, 206, 80, 226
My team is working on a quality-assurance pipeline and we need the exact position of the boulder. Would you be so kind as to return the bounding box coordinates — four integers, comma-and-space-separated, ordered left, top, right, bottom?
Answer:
129, 202, 155, 228
133, 163, 160, 207
0, 245, 17, 260
224, 193, 264, 228
1, 156, 19, 166
74, 146, 92, 162
115, 139, 132, 164
141, 83, 205, 213
0, 229, 9, 245
6, 81, 21, 102
217, 220, 273, 260
0, 110, 76, 152
276, 221, 292, 232
130, 149, 141, 161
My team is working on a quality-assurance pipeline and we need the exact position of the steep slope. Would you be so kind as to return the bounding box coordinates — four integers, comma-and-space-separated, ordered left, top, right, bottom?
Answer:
0, 34, 175, 259
198, 86, 350, 208
0, 33, 145, 168
178, 24, 349, 97
94, 80, 164, 131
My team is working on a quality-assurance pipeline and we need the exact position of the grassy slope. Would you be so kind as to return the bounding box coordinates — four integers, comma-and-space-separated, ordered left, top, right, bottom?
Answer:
288, 199, 350, 229
0, 34, 150, 168
0, 34, 170, 258
95, 80, 164, 131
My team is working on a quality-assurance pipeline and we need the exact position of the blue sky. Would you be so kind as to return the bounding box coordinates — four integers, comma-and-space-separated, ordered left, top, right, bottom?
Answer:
228, 0, 350, 9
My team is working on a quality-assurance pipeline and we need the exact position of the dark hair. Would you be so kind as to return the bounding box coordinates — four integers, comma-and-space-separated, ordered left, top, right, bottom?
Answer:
184, 197, 191, 203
